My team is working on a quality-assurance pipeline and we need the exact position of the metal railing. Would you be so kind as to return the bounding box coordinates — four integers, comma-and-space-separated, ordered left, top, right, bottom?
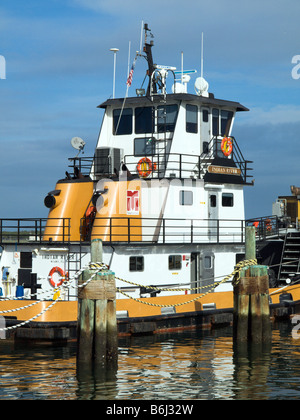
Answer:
0, 218, 71, 244
245, 216, 282, 240
200, 136, 253, 184
82, 217, 246, 244
67, 136, 253, 184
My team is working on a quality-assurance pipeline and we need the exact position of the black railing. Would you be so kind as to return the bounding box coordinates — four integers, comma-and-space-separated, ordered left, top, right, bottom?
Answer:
0, 218, 71, 244
82, 217, 246, 244
200, 136, 253, 184
0, 217, 271, 245
67, 136, 253, 184
245, 216, 282, 240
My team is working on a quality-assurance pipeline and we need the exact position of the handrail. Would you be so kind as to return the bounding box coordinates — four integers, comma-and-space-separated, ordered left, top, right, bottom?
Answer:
67, 136, 253, 184
245, 215, 281, 240
81, 216, 246, 244
0, 218, 71, 244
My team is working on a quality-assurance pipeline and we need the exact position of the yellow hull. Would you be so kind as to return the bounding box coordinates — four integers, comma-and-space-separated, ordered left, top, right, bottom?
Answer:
1, 283, 300, 325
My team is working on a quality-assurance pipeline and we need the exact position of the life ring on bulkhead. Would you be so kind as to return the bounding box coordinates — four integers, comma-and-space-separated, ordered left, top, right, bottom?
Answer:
48, 266, 68, 288
221, 137, 233, 157
136, 157, 156, 178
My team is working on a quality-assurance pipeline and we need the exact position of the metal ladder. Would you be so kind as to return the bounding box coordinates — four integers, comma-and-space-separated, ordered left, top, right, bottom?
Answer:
152, 104, 172, 177
278, 232, 300, 282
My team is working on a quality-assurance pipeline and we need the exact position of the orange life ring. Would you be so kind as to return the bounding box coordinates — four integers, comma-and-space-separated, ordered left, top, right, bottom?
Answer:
137, 157, 155, 178
221, 137, 233, 157
48, 266, 67, 288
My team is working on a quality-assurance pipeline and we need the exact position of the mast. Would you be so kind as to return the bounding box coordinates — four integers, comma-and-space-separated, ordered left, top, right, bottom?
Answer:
143, 23, 157, 96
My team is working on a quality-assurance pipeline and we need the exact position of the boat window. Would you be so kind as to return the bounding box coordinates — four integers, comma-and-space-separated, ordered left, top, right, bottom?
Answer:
210, 194, 217, 207
222, 193, 234, 207
129, 256, 144, 271
204, 256, 212, 269
168, 255, 182, 270
186, 104, 198, 133
135, 107, 154, 134
179, 190, 193, 205
212, 108, 219, 136
134, 137, 155, 156
113, 108, 132, 135
221, 110, 234, 136
157, 104, 178, 133
203, 141, 209, 153
202, 109, 209, 123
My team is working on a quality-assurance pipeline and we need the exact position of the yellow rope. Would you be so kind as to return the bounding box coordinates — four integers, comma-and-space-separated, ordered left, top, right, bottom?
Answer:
115, 259, 257, 308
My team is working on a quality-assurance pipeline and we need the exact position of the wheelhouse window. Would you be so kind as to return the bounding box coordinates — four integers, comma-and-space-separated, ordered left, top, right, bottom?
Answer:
212, 108, 219, 136
186, 104, 198, 133
168, 255, 182, 270
179, 190, 193, 205
202, 109, 209, 122
210, 194, 217, 207
129, 256, 144, 271
135, 107, 154, 134
134, 137, 155, 156
113, 108, 132, 135
222, 193, 234, 207
157, 104, 178, 132
221, 110, 234, 136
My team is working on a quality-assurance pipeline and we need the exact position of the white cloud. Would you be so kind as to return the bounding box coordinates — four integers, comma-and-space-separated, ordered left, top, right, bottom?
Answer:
238, 104, 300, 126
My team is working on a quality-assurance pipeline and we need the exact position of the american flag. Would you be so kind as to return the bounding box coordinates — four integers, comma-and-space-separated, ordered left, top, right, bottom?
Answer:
126, 58, 136, 87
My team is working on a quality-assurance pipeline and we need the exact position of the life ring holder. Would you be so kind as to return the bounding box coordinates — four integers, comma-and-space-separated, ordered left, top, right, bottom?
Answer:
221, 137, 233, 157
136, 157, 156, 178
48, 266, 67, 288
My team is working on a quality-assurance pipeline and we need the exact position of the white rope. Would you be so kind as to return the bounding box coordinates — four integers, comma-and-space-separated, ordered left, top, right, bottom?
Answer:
0, 263, 106, 332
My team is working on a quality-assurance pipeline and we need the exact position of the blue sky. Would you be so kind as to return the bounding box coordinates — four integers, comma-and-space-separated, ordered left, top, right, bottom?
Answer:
1, 0, 300, 219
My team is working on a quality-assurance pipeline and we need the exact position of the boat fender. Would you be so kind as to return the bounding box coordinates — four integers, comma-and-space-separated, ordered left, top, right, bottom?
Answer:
221, 137, 233, 157
48, 266, 67, 288
279, 292, 293, 303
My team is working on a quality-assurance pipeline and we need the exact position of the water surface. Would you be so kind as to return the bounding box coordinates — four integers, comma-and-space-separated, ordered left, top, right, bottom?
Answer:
0, 323, 299, 400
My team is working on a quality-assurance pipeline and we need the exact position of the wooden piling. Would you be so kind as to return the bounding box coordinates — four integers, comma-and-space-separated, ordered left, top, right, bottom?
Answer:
77, 239, 117, 365
233, 226, 272, 342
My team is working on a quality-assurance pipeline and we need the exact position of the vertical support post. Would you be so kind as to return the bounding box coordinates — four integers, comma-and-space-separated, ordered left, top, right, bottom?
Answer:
233, 226, 272, 343
77, 239, 117, 366
245, 226, 256, 260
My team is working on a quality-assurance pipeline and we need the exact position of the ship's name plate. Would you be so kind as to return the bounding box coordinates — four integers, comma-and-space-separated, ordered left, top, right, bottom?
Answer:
208, 165, 241, 176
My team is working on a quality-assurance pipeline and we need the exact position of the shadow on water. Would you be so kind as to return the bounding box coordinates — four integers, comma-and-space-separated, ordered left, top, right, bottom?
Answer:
0, 324, 300, 399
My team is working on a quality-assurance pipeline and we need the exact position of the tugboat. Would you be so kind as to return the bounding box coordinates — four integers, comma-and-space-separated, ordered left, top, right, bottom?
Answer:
0, 24, 299, 340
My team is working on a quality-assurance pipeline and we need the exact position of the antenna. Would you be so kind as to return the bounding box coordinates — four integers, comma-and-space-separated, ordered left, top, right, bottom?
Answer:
110, 47, 119, 99
201, 32, 204, 79
139, 20, 144, 54
194, 32, 209, 97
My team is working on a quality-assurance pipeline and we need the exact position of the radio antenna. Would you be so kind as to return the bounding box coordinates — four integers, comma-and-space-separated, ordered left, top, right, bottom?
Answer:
201, 32, 204, 79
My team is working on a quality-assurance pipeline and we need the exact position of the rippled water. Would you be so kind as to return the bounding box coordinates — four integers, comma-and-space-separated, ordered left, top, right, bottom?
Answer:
0, 323, 299, 400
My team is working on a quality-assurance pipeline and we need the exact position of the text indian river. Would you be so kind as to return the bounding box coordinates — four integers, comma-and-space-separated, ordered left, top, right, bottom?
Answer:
0, 323, 300, 400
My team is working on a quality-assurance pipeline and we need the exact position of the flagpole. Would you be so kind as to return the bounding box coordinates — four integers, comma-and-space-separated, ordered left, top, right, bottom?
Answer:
127, 41, 131, 78
115, 52, 137, 135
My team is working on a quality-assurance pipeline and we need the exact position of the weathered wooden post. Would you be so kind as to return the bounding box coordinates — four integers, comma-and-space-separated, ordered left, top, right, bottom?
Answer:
77, 239, 117, 365
233, 226, 272, 342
